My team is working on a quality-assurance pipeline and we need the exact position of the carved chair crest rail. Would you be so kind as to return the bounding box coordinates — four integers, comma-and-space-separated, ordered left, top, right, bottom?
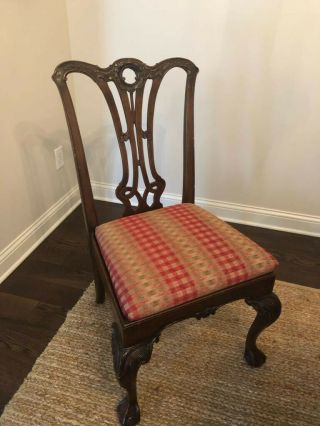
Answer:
52, 57, 281, 426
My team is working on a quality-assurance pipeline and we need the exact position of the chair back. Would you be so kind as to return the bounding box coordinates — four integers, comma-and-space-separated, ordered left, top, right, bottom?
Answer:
52, 58, 198, 232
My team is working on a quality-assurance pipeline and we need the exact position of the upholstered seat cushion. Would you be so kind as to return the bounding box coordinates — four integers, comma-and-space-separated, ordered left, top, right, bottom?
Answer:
95, 203, 278, 321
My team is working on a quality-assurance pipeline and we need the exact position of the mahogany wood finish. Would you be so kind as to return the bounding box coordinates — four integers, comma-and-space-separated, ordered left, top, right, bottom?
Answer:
244, 293, 281, 367
52, 58, 281, 426
112, 323, 160, 426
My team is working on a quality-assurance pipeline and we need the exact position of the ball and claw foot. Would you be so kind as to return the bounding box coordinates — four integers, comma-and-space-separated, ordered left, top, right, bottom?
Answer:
244, 347, 266, 368
117, 398, 140, 426
244, 292, 281, 368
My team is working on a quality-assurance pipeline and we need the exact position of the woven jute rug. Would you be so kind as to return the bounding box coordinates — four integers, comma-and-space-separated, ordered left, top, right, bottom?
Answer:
1, 281, 319, 425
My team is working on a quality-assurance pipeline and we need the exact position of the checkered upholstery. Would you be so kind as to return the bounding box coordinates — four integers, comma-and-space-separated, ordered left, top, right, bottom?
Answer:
95, 203, 278, 321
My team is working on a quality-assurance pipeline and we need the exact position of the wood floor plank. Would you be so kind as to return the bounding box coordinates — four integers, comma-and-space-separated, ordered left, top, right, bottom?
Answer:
231, 223, 320, 288
0, 293, 66, 412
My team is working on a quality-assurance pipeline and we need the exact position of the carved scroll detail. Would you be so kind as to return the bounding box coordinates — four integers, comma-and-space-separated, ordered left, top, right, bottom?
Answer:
194, 305, 219, 320
52, 58, 198, 216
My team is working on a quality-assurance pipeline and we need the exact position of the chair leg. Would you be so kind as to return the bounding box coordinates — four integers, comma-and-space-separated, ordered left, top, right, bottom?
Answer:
93, 269, 105, 304
244, 292, 281, 367
112, 324, 159, 426
89, 243, 105, 304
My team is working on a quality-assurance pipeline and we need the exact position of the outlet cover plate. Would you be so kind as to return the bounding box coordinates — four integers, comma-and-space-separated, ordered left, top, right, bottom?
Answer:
54, 146, 64, 170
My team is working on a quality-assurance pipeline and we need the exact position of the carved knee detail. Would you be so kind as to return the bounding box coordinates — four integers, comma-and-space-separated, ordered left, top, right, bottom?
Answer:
244, 292, 281, 368
112, 324, 159, 426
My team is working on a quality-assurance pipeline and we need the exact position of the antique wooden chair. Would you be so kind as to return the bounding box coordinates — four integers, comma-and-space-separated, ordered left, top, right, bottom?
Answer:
52, 58, 281, 426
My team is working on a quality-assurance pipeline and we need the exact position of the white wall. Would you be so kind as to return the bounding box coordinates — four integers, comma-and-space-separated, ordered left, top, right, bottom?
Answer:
1, 1, 319, 283
0, 0, 79, 281
66, 0, 320, 235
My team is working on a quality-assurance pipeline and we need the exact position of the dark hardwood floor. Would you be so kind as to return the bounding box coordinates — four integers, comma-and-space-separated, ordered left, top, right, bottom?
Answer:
0, 200, 319, 414
232, 222, 320, 288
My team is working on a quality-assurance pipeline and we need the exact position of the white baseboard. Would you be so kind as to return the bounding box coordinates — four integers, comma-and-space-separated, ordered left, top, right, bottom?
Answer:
195, 197, 320, 237
92, 181, 320, 237
1, 180, 318, 284
0, 185, 81, 284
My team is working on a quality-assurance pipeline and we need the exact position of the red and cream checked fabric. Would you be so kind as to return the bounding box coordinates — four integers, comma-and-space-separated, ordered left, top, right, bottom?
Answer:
95, 203, 278, 321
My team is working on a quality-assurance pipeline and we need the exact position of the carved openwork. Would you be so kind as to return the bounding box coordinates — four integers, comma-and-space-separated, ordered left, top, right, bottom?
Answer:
52, 58, 198, 221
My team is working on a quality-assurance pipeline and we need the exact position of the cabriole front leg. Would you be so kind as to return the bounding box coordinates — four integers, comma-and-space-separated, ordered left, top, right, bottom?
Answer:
112, 324, 159, 426
244, 292, 281, 367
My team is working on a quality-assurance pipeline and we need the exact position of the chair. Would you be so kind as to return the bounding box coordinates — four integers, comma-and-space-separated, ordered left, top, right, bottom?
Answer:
52, 58, 281, 426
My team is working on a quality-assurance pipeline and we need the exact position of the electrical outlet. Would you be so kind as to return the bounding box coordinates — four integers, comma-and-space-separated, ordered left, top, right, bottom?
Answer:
54, 146, 64, 170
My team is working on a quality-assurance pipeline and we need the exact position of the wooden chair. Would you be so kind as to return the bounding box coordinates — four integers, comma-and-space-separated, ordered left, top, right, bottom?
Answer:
52, 58, 281, 426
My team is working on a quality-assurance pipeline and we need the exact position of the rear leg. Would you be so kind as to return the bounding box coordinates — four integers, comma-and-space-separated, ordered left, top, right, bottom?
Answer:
244, 293, 281, 367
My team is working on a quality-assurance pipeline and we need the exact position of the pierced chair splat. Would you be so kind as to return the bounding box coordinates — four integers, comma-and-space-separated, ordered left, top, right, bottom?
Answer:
52, 57, 281, 426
